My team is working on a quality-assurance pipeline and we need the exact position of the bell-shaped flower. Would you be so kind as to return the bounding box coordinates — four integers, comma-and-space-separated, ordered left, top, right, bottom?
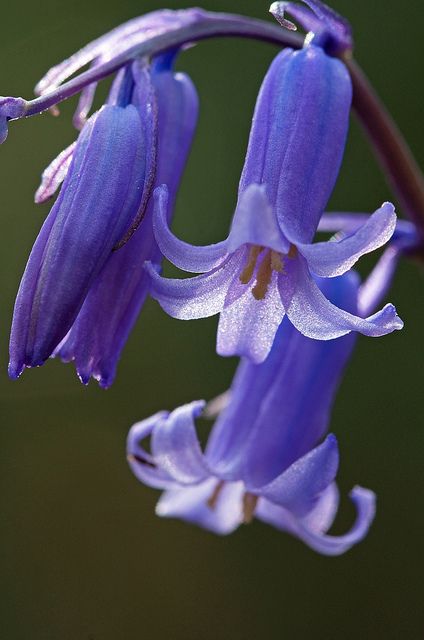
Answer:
9, 61, 156, 379
146, 45, 403, 363
53, 55, 199, 387
127, 271, 380, 555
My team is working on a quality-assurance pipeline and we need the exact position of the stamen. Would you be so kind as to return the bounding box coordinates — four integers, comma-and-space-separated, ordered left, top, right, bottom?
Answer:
252, 250, 272, 300
207, 480, 225, 510
288, 244, 298, 259
242, 493, 258, 524
270, 250, 284, 272
240, 246, 263, 285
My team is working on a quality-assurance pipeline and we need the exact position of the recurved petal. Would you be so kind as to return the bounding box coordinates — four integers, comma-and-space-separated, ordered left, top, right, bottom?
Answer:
156, 479, 244, 535
293, 486, 376, 556
256, 484, 376, 556
358, 246, 401, 317
151, 401, 211, 485
298, 202, 396, 277
255, 435, 339, 516
278, 254, 403, 340
0, 96, 26, 144
227, 184, 289, 254
35, 141, 76, 203
153, 185, 228, 272
146, 251, 243, 320
318, 212, 416, 243
127, 412, 178, 490
217, 271, 285, 363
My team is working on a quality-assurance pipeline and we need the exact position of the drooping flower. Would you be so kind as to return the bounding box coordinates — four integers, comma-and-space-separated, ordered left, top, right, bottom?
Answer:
8, 61, 156, 379
146, 44, 403, 364
127, 271, 380, 555
54, 55, 199, 387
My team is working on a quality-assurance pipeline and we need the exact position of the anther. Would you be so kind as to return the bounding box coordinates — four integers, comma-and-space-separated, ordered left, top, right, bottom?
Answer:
242, 493, 258, 524
239, 246, 263, 285
252, 250, 272, 300
288, 244, 298, 259
207, 480, 225, 510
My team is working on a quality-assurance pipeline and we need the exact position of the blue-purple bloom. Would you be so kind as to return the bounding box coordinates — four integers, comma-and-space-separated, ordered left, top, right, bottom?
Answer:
53, 56, 198, 387
8, 53, 198, 385
127, 272, 377, 555
8, 62, 157, 380
147, 45, 403, 363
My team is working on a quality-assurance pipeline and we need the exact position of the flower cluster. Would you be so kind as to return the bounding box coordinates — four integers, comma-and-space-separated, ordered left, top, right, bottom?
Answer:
1, 0, 420, 554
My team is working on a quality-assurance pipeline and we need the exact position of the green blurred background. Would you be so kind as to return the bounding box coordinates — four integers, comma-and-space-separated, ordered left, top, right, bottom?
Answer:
1, 1, 423, 638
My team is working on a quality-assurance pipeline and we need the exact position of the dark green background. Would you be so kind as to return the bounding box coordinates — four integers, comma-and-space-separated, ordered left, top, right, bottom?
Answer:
1, 1, 423, 638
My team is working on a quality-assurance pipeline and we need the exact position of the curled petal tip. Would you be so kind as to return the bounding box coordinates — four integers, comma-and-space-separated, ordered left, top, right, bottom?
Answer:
270, 0, 353, 55
368, 303, 404, 333
0, 96, 27, 143
269, 2, 298, 31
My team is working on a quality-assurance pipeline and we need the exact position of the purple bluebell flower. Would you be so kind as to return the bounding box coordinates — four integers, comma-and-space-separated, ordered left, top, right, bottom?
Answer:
147, 45, 403, 363
8, 61, 156, 379
127, 271, 381, 555
53, 55, 199, 387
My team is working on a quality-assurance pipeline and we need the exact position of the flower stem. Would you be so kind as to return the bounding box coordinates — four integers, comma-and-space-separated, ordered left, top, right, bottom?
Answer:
16, 10, 424, 239
347, 57, 424, 240
24, 13, 302, 116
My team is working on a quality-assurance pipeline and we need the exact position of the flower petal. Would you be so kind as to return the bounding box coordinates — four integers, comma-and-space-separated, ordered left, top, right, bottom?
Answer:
217, 271, 285, 363
255, 434, 339, 516
240, 47, 351, 244
153, 185, 228, 272
55, 60, 199, 387
294, 486, 376, 555
127, 412, 178, 490
9, 104, 149, 376
0, 96, 26, 144
358, 246, 401, 316
298, 202, 396, 277
256, 485, 376, 556
73, 77, 98, 130
151, 401, 211, 484
208, 273, 358, 486
278, 254, 403, 339
227, 184, 289, 254
156, 479, 244, 535
146, 251, 243, 320
34, 141, 76, 203
318, 212, 417, 243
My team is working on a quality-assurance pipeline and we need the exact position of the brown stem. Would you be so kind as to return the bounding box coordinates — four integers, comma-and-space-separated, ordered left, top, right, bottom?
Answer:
348, 57, 424, 241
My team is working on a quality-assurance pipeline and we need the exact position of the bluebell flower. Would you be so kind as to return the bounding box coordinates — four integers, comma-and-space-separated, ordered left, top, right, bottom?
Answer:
51, 56, 199, 387
8, 61, 157, 379
9, 53, 198, 385
146, 45, 403, 363
127, 271, 380, 555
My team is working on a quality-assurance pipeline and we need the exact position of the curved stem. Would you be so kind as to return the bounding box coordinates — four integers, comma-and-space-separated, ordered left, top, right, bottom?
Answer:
15, 10, 424, 240
24, 13, 302, 116
347, 57, 424, 240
